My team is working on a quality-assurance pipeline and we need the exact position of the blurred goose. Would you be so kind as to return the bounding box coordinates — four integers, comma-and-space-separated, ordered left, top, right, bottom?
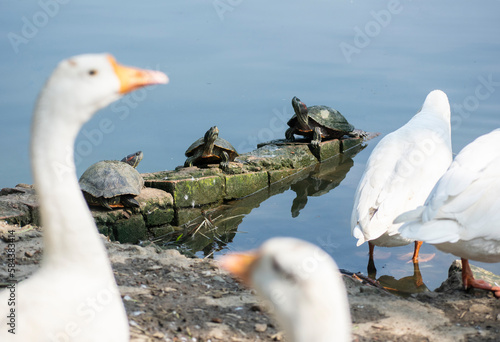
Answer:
351, 90, 452, 273
396, 129, 500, 296
220, 237, 351, 342
0, 54, 168, 341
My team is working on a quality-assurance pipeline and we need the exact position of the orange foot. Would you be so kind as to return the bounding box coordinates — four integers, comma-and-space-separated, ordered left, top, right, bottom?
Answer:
399, 241, 436, 263
462, 258, 500, 298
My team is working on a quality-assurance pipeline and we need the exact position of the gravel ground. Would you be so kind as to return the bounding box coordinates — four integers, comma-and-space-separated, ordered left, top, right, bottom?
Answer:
1, 222, 500, 341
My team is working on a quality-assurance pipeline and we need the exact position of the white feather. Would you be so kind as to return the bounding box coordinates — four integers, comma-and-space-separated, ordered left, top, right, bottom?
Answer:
398, 129, 500, 263
0, 54, 167, 341
351, 90, 452, 248
249, 238, 352, 342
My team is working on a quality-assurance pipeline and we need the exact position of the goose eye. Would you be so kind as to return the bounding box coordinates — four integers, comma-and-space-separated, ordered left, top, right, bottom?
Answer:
88, 69, 98, 76
271, 257, 297, 282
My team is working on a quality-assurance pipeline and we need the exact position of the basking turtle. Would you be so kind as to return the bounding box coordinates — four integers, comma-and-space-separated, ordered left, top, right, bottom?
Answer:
79, 151, 144, 210
184, 126, 238, 171
285, 97, 363, 148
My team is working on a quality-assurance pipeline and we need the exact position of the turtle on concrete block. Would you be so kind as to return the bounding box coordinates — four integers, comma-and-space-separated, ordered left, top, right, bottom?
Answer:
184, 126, 238, 171
285, 97, 365, 148
79, 151, 144, 210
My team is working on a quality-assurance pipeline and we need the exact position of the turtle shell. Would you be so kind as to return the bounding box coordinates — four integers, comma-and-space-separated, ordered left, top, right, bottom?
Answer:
288, 105, 354, 134
79, 160, 144, 199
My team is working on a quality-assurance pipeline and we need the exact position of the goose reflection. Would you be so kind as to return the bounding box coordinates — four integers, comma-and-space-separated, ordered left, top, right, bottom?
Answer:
374, 261, 429, 297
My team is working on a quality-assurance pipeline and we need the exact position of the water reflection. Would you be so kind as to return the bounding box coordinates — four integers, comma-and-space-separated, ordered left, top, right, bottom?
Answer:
376, 262, 429, 297
290, 156, 354, 217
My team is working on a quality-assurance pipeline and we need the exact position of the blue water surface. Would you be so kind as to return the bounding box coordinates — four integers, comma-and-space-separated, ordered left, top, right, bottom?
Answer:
1, 0, 500, 290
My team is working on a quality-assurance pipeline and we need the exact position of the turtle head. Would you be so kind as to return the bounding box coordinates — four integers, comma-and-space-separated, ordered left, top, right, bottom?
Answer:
292, 96, 309, 128
204, 126, 219, 145
121, 151, 143, 168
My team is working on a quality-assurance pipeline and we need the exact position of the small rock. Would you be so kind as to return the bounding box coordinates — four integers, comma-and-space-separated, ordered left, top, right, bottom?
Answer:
469, 304, 490, 314
25, 251, 34, 258
207, 326, 226, 340
271, 331, 285, 341
152, 332, 164, 338
212, 275, 226, 283
255, 323, 267, 332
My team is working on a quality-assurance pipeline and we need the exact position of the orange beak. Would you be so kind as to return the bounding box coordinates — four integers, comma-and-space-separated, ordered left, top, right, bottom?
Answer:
108, 55, 169, 94
219, 251, 259, 286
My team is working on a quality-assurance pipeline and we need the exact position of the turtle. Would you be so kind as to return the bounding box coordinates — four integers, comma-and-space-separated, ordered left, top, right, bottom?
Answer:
285, 96, 364, 148
184, 126, 238, 171
79, 151, 144, 210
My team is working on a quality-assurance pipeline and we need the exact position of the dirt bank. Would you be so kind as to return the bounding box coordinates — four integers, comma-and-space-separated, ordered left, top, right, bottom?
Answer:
1, 222, 499, 341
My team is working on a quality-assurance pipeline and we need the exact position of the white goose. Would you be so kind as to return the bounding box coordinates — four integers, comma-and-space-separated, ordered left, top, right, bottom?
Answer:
0, 54, 168, 341
396, 129, 500, 296
220, 237, 352, 342
351, 90, 452, 272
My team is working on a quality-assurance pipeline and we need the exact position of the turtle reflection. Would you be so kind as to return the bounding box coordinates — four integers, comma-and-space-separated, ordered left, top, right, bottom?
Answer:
290, 155, 354, 218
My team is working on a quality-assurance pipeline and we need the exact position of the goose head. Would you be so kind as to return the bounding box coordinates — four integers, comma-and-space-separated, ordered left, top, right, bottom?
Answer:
35, 53, 168, 127
419, 89, 450, 121
220, 237, 351, 342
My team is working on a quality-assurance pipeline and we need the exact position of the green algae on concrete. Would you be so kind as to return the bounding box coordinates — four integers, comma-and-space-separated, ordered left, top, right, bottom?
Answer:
114, 214, 147, 244
224, 171, 268, 200
136, 188, 174, 226
341, 136, 364, 152
239, 143, 317, 170
144, 208, 174, 226
145, 176, 224, 208
169, 176, 224, 208
315, 139, 341, 162
268, 169, 301, 185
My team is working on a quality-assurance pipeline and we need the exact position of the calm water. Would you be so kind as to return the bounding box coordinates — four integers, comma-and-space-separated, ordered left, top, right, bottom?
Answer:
1, 1, 500, 291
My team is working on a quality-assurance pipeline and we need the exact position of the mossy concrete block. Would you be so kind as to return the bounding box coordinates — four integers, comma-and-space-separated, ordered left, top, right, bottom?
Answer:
145, 208, 174, 226
315, 139, 341, 162
135, 187, 174, 226
170, 176, 224, 208
144, 171, 224, 208
224, 171, 268, 200
96, 224, 112, 239
237, 143, 317, 171
136, 187, 173, 208
114, 214, 147, 244
341, 137, 363, 152
143, 168, 222, 182
268, 169, 301, 185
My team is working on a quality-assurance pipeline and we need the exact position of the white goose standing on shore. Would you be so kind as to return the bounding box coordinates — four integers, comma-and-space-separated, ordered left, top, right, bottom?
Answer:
0, 54, 168, 341
396, 129, 500, 297
351, 90, 452, 273
220, 237, 352, 342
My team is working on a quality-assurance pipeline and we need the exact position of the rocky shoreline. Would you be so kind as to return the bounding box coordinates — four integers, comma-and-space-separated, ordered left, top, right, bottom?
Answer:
1, 221, 500, 341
